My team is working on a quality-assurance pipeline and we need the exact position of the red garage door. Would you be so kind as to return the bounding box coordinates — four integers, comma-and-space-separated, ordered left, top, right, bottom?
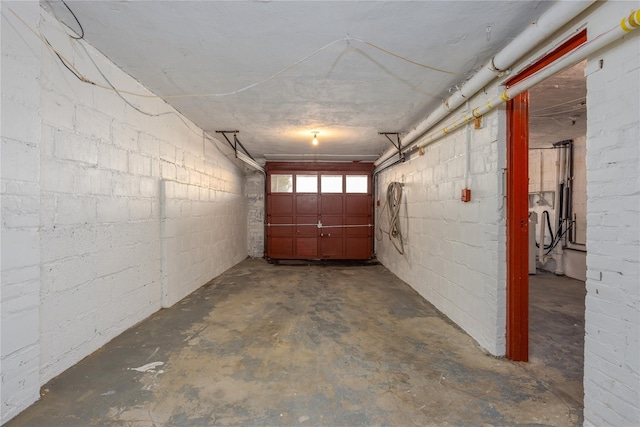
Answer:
266, 162, 374, 260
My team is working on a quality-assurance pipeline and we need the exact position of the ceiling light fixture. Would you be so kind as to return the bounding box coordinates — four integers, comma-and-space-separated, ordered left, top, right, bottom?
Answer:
311, 131, 319, 145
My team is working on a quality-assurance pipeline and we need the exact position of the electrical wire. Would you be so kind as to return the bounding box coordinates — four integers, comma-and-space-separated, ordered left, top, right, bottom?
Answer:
12, 5, 466, 101
60, 0, 84, 39
77, 40, 205, 139
530, 96, 585, 114
348, 37, 467, 76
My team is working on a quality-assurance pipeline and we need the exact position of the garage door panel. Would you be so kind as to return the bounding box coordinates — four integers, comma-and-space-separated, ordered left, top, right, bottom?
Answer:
296, 237, 318, 257
270, 195, 293, 215
294, 215, 316, 236
321, 195, 343, 214
321, 237, 343, 258
266, 163, 373, 260
268, 216, 293, 237
269, 237, 293, 257
345, 216, 371, 236
346, 195, 370, 214
321, 216, 344, 236
345, 237, 370, 258
296, 195, 318, 214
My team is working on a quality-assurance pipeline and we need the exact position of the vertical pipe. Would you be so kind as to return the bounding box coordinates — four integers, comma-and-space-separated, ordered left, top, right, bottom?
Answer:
554, 145, 566, 275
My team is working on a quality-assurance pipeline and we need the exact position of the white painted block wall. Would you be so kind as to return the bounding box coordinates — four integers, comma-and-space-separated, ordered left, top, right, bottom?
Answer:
161, 179, 245, 307
583, 3, 640, 425
1, 2, 42, 423
376, 108, 506, 356
1, 7, 247, 423
245, 169, 265, 258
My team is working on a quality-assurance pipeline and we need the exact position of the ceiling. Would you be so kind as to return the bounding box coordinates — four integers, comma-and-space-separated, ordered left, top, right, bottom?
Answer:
43, 1, 584, 162
529, 61, 586, 148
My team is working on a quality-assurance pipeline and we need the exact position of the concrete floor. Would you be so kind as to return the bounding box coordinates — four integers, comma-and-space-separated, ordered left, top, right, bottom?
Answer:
527, 270, 586, 418
7, 259, 585, 426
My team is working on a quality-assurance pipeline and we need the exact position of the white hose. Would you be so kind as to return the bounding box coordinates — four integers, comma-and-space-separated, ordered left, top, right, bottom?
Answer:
385, 182, 405, 255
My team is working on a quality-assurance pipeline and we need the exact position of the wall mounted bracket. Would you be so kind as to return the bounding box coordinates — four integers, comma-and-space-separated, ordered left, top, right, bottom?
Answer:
214, 130, 264, 172
215, 130, 258, 162
378, 132, 405, 163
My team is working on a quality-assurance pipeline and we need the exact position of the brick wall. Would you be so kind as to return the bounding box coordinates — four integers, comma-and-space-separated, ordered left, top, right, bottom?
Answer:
583, 3, 640, 425
376, 108, 507, 355
1, 2, 42, 423
245, 169, 265, 258
1, 7, 247, 423
161, 179, 245, 307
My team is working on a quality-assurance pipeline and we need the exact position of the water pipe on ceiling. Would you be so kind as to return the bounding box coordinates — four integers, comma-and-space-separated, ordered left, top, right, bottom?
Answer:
374, 0, 596, 168
412, 8, 640, 152
375, 7, 640, 174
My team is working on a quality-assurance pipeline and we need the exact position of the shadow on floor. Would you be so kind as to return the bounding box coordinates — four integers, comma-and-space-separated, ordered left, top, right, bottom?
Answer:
7, 259, 583, 426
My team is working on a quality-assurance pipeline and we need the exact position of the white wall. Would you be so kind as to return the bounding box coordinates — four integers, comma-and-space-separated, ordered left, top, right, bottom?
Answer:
376, 4, 640, 425
1, 1, 42, 422
1, 6, 247, 423
245, 168, 265, 258
583, 3, 640, 425
376, 108, 506, 356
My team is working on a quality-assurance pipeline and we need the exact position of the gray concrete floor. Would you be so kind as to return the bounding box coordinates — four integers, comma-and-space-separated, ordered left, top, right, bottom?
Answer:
527, 270, 586, 419
7, 259, 585, 426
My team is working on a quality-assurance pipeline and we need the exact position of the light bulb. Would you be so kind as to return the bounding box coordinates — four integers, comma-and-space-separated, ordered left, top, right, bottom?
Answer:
311, 131, 319, 145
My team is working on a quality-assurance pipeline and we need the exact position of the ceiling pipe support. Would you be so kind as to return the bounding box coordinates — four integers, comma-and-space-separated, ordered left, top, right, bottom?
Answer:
378, 132, 405, 163
374, 0, 596, 167
215, 130, 264, 173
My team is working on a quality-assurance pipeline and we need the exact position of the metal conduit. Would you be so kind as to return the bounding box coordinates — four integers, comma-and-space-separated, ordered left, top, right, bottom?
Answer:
408, 8, 640, 153
374, 0, 596, 168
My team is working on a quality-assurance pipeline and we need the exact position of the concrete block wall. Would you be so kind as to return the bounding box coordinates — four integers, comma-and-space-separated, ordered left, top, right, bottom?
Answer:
583, 3, 640, 424
1, 7, 247, 423
245, 168, 265, 258
1, 2, 43, 423
376, 108, 506, 355
161, 179, 245, 307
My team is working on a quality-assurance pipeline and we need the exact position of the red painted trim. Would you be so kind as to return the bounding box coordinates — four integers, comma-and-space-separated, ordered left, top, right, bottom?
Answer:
266, 161, 374, 173
505, 28, 587, 362
507, 29, 587, 86
506, 92, 530, 362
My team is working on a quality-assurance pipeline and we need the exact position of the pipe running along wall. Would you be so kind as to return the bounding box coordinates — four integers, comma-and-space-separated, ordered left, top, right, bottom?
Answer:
374, 1, 596, 168
374, 7, 640, 174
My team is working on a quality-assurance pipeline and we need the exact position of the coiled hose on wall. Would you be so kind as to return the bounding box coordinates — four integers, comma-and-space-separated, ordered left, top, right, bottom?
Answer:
384, 182, 405, 254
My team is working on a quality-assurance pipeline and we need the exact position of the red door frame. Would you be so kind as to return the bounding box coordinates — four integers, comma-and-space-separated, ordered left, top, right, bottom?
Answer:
505, 29, 587, 361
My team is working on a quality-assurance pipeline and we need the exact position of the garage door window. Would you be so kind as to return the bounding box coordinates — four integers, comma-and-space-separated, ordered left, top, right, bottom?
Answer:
346, 175, 368, 193
321, 175, 343, 193
296, 175, 318, 193
271, 174, 293, 193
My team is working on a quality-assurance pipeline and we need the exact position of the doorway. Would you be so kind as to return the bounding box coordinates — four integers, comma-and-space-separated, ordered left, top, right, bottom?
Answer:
265, 162, 374, 260
505, 30, 587, 361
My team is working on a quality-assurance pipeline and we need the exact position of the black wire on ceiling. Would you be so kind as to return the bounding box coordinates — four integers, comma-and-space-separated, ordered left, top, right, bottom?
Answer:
60, 0, 84, 40
43, 35, 85, 82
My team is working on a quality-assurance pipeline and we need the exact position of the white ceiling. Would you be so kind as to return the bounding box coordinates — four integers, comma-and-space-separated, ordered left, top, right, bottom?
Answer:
44, 1, 584, 161
529, 61, 586, 148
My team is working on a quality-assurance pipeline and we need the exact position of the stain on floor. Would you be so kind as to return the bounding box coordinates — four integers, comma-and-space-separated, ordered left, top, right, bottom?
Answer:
7, 259, 582, 426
